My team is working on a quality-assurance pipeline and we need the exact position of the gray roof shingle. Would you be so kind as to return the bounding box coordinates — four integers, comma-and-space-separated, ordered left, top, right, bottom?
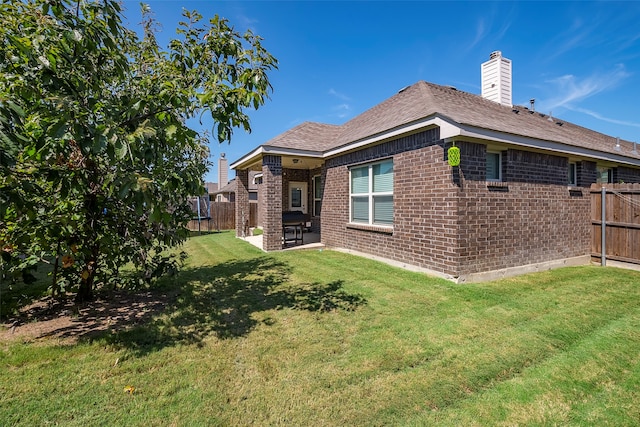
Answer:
264, 81, 639, 160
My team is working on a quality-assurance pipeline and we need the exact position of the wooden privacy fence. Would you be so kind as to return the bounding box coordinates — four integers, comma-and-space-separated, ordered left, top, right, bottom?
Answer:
187, 202, 257, 232
591, 183, 640, 265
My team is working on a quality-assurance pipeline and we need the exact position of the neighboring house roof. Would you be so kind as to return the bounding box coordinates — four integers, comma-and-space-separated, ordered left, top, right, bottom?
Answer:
232, 81, 640, 169
215, 179, 236, 194
213, 170, 260, 195
204, 182, 219, 194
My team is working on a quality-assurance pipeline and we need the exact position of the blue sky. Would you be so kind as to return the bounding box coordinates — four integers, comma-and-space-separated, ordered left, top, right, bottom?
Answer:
120, 1, 640, 183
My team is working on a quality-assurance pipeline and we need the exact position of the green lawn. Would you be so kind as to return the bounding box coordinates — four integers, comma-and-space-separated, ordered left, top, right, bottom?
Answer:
2, 231, 640, 426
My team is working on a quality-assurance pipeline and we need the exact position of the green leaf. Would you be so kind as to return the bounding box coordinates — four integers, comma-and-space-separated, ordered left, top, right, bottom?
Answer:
166, 124, 177, 139
114, 140, 128, 159
118, 181, 132, 199
5, 100, 26, 117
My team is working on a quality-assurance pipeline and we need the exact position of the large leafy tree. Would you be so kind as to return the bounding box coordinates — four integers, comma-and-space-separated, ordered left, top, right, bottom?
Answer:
0, 0, 276, 302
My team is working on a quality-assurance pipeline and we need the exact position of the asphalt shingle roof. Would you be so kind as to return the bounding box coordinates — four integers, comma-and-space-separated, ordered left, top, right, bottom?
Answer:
263, 81, 639, 160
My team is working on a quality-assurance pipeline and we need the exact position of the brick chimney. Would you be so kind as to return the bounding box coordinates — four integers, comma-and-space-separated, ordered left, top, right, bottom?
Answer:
218, 153, 229, 186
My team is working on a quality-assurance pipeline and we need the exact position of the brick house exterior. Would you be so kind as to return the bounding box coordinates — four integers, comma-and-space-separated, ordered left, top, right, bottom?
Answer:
231, 78, 640, 282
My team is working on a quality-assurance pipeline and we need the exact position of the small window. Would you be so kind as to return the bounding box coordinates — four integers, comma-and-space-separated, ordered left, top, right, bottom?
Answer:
568, 162, 577, 186
253, 174, 263, 185
596, 166, 613, 184
350, 159, 393, 225
486, 151, 502, 181
313, 175, 322, 216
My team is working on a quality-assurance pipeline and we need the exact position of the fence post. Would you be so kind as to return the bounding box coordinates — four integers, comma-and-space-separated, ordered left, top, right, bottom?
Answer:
601, 186, 606, 266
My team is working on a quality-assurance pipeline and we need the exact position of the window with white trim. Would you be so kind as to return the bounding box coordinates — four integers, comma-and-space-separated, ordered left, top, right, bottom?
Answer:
568, 162, 577, 186
313, 175, 322, 216
486, 151, 502, 181
596, 166, 613, 184
350, 159, 393, 225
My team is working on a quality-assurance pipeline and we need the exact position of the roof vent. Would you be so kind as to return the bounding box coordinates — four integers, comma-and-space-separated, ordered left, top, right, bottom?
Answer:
556, 121, 563, 126
529, 98, 535, 111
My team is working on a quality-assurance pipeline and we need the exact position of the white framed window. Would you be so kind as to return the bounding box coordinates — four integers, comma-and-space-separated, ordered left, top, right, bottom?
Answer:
568, 162, 577, 186
486, 151, 502, 181
350, 159, 393, 226
312, 175, 322, 217
596, 166, 613, 184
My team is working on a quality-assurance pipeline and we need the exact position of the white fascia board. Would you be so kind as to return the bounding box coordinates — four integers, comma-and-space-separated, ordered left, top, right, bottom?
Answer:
458, 125, 640, 167
324, 116, 461, 158
230, 145, 323, 170
230, 146, 265, 170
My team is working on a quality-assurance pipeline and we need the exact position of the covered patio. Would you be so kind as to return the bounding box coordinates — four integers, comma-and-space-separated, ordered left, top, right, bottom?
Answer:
231, 143, 325, 251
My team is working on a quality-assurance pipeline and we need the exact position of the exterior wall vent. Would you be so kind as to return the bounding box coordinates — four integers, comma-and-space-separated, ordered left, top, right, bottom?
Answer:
481, 51, 513, 107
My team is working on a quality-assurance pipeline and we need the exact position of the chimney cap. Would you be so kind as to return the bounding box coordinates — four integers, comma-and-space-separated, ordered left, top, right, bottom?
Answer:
489, 50, 502, 59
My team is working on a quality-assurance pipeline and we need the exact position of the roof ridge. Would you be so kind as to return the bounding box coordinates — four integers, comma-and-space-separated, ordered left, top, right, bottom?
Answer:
255, 79, 639, 161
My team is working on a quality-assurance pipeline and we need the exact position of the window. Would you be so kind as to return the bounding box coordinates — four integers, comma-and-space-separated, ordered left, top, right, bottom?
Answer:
313, 175, 322, 216
253, 173, 263, 185
486, 151, 502, 181
596, 166, 613, 184
350, 159, 393, 226
568, 162, 577, 186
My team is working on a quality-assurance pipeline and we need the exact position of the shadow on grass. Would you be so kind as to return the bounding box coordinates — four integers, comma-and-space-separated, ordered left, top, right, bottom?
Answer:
106, 256, 367, 355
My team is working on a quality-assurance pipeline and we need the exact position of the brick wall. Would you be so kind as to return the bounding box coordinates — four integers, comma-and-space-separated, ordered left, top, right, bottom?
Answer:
504, 150, 568, 184
577, 161, 597, 187
261, 156, 283, 251
456, 144, 591, 275
235, 169, 249, 237
322, 134, 594, 278
614, 166, 640, 184
321, 128, 463, 275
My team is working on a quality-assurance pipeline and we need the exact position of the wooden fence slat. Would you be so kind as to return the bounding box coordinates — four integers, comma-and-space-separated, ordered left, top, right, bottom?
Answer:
591, 183, 640, 265
187, 202, 258, 231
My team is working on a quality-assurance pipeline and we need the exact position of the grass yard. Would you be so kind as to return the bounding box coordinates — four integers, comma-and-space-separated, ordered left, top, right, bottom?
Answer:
1, 231, 640, 426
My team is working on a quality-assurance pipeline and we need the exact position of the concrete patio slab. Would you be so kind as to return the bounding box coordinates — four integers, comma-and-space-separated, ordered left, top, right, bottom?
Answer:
239, 232, 322, 252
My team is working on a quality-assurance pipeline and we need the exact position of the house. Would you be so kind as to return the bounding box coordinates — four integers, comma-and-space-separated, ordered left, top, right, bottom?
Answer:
213, 171, 261, 205
231, 52, 640, 282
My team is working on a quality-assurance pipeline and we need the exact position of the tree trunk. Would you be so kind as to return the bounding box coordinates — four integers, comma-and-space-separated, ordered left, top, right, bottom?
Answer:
76, 172, 100, 304
51, 240, 61, 298
75, 273, 93, 303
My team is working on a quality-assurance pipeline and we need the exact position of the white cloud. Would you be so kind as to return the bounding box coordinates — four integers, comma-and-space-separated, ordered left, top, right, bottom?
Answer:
567, 106, 640, 129
328, 88, 351, 101
331, 103, 351, 119
468, 18, 486, 50
328, 89, 352, 119
538, 64, 631, 112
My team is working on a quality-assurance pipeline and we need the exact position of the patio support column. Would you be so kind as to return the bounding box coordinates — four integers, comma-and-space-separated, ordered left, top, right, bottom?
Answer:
262, 155, 283, 251
235, 169, 250, 237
